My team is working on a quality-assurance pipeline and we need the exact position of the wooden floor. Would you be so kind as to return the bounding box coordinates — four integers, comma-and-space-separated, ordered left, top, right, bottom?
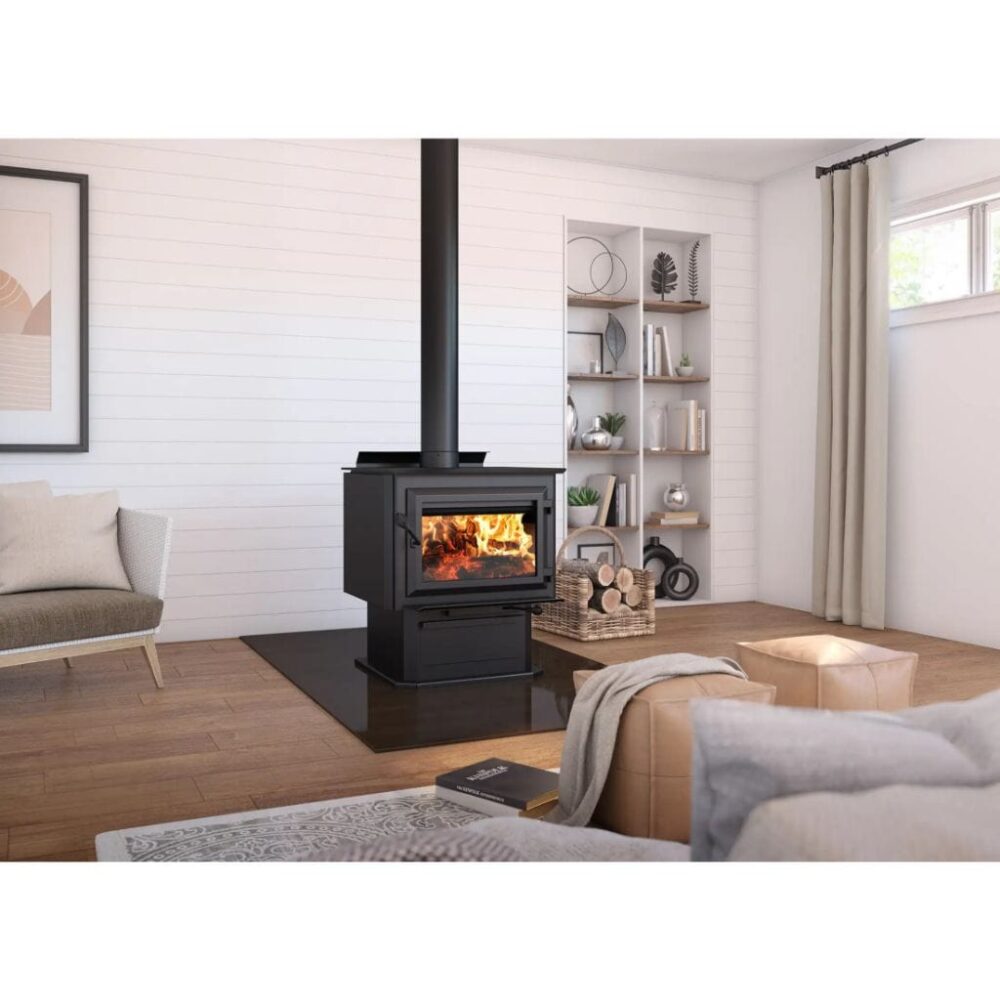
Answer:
2, 601, 998, 861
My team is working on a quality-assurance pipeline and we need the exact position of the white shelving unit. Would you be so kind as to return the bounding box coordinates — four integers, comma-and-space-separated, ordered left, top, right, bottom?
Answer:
564, 219, 714, 606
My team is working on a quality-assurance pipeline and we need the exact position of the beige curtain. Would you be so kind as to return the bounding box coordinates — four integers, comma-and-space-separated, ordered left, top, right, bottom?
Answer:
812, 158, 890, 629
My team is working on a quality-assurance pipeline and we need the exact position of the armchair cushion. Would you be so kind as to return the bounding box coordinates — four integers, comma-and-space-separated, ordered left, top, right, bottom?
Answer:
0, 490, 132, 595
0, 589, 163, 651
0, 481, 51, 500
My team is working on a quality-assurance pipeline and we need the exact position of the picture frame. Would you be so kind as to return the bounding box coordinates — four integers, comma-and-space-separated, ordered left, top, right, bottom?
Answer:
576, 541, 616, 565
0, 164, 88, 452
567, 330, 605, 374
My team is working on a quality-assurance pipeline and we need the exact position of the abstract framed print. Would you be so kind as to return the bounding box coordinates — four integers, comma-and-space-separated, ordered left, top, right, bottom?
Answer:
0, 165, 88, 452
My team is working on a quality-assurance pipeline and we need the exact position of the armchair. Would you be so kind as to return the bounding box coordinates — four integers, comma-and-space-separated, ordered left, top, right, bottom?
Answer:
0, 509, 172, 688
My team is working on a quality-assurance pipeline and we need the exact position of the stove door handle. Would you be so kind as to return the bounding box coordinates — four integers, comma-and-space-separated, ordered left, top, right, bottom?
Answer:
394, 513, 422, 549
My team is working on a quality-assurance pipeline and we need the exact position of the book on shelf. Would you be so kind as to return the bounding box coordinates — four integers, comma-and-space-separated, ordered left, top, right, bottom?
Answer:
650, 510, 701, 526
697, 409, 707, 451
629, 472, 637, 528
666, 400, 698, 451
435, 758, 559, 817
586, 473, 616, 526
615, 481, 627, 527
658, 324, 675, 378
643, 323, 655, 376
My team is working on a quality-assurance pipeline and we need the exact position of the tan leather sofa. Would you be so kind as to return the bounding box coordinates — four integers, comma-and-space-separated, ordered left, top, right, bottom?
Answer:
573, 670, 776, 842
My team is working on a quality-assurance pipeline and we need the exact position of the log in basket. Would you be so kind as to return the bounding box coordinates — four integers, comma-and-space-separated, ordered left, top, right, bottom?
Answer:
533, 527, 656, 641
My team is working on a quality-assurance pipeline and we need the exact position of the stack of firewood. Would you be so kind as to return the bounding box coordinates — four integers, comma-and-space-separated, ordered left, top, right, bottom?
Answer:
560, 559, 642, 614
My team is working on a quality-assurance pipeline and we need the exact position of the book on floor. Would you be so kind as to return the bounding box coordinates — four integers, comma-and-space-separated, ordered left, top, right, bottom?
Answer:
435, 757, 559, 816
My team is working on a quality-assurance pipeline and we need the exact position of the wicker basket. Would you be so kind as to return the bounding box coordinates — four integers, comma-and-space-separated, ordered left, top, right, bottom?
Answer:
534, 526, 656, 641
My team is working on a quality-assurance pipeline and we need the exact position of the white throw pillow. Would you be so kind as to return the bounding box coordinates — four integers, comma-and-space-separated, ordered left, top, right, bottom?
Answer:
689, 690, 1000, 861
0, 490, 133, 594
0, 480, 52, 500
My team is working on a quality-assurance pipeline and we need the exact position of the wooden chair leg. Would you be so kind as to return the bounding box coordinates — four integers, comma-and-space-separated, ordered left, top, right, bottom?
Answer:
141, 636, 164, 689
63, 657, 72, 668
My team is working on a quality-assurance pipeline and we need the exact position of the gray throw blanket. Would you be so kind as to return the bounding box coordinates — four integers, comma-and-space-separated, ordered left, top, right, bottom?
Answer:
548, 652, 747, 827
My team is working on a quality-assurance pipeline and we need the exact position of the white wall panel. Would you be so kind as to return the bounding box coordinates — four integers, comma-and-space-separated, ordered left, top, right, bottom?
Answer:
0, 139, 756, 639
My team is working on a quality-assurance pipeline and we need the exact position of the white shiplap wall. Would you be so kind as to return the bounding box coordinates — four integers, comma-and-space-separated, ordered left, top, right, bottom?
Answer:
0, 139, 756, 640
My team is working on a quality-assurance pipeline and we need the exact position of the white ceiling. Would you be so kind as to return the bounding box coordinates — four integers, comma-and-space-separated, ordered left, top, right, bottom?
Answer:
475, 139, 866, 184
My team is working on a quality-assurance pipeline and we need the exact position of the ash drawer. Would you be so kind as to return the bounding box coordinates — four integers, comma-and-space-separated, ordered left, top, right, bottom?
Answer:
416, 610, 529, 681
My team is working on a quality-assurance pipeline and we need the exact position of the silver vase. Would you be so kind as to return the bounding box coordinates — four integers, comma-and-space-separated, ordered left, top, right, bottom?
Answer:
566, 386, 579, 451
581, 416, 612, 450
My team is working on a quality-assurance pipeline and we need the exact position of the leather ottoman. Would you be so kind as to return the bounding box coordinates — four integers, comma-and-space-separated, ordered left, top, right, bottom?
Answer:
573, 670, 776, 843
735, 634, 917, 711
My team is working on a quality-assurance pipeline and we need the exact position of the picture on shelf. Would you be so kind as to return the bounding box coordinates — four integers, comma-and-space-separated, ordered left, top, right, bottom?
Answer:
576, 541, 616, 565
567, 330, 605, 374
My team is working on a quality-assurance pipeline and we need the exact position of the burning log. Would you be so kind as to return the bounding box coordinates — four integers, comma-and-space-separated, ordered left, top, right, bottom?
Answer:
589, 585, 622, 614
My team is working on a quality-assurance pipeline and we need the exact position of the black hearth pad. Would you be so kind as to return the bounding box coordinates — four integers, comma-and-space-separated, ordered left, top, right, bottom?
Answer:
240, 628, 597, 753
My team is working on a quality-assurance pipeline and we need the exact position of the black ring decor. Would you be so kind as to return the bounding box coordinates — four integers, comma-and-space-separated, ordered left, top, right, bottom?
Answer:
643, 536, 678, 599
589, 248, 627, 296
664, 561, 700, 602
567, 234, 629, 297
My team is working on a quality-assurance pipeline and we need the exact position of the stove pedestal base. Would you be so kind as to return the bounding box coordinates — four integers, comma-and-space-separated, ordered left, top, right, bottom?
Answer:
365, 604, 535, 686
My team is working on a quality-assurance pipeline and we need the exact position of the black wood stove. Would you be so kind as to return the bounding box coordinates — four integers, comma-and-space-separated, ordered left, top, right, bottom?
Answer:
342, 140, 559, 686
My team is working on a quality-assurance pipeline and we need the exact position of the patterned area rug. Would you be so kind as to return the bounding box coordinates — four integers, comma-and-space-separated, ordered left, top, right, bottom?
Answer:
95, 787, 484, 862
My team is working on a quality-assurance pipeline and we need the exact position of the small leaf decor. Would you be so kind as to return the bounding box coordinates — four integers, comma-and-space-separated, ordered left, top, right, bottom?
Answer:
598, 411, 626, 436
604, 312, 627, 370
684, 240, 702, 303
651, 251, 678, 300
568, 485, 601, 507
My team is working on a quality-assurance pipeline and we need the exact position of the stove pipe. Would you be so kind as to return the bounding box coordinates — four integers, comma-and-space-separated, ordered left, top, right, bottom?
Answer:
420, 138, 460, 469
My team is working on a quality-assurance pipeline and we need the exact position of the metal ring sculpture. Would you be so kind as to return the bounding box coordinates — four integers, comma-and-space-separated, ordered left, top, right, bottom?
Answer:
567, 235, 629, 297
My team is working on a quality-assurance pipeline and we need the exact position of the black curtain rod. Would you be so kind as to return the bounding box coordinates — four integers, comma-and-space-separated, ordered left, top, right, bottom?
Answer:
815, 138, 922, 179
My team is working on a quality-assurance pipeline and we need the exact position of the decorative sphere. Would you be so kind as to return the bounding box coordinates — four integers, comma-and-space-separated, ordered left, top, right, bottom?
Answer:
663, 482, 689, 511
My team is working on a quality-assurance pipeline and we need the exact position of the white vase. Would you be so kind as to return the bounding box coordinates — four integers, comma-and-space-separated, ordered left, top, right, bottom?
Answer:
568, 505, 599, 528
610, 436, 624, 450
677, 366, 695, 377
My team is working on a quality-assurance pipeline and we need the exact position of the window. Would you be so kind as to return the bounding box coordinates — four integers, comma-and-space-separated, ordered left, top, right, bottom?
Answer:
890, 195, 1000, 309
990, 200, 1000, 292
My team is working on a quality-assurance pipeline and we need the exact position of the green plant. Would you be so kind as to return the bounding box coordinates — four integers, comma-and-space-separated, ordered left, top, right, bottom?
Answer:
679, 353, 692, 367
567, 485, 600, 507
598, 411, 626, 436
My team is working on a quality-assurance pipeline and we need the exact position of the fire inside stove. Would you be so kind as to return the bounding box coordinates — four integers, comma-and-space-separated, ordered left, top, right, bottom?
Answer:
421, 512, 536, 581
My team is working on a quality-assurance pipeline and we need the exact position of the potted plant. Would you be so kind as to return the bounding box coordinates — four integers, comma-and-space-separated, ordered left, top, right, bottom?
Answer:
598, 411, 627, 450
567, 485, 601, 527
676, 353, 694, 377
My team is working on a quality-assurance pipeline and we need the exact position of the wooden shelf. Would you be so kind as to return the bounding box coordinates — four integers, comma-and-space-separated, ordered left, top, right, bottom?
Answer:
569, 449, 639, 456
644, 449, 710, 457
643, 300, 709, 314
643, 521, 710, 531
568, 372, 639, 382
644, 375, 709, 384
567, 294, 639, 310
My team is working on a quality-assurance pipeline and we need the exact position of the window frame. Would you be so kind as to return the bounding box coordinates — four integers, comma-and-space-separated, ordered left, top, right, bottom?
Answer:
890, 179, 1000, 327
988, 198, 1000, 294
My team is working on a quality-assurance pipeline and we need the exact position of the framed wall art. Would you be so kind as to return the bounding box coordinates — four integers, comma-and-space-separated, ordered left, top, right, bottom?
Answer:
0, 165, 88, 452
576, 541, 616, 565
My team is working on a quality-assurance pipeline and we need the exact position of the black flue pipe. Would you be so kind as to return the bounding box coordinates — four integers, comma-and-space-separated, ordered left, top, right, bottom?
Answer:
420, 139, 460, 469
